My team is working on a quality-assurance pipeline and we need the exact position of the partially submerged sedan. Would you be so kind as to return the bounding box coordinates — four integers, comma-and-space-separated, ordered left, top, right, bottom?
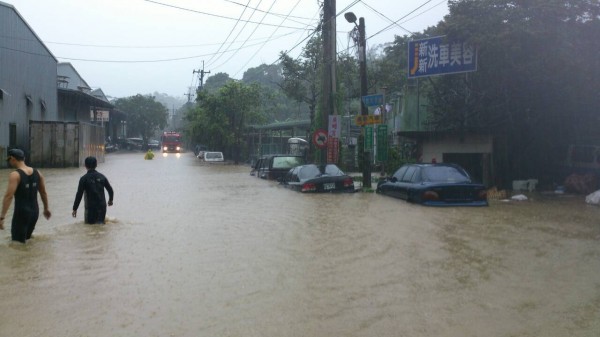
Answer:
203, 151, 224, 162
280, 164, 355, 193
376, 163, 488, 206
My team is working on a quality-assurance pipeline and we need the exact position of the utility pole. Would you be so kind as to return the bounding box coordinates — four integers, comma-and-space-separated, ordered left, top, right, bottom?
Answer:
345, 12, 371, 189
358, 17, 371, 188
193, 61, 210, 92
322, 0, 337, 164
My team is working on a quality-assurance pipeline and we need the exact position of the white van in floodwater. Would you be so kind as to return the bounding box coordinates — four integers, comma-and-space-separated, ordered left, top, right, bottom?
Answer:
203, 151, 224, 162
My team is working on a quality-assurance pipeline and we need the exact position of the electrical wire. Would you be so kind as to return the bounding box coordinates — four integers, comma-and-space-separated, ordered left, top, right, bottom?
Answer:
53, 35, 291, 63
224, 0, 315, 24
209, 0, 279, 72
264, 0, 361, 69
0, 32, 299, 49
397, 0, 448, 29
204, 0, 252, 66
232, 0, 303, 77
143, 0, 309, 30
367, 0, 436, 40
359, 0, 414, 35
205, 0, 264, 69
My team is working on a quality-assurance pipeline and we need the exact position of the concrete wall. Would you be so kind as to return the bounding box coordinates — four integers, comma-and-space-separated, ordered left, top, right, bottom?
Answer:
421, 134, 493, 163
420, 134, 493, 186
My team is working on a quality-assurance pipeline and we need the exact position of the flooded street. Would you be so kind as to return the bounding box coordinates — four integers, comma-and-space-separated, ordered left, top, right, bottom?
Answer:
0, 152, 599, 337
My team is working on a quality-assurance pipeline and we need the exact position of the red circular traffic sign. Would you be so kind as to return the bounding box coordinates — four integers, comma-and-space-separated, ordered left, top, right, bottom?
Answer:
313, 129, 328, 149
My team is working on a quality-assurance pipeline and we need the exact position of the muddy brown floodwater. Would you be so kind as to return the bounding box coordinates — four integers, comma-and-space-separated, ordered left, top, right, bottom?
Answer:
0, 152, 599, 337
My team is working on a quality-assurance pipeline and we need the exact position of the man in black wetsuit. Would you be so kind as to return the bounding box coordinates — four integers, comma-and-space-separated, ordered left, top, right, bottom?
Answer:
72, 156, 114, 224
0, 148, 52, 243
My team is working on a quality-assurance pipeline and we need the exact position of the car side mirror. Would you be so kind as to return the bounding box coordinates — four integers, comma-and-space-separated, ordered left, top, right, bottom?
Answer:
390, 177, 398, 183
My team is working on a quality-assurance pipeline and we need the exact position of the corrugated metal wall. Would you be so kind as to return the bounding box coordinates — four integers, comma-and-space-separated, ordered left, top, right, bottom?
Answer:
0, 4, 58, 154
29, 121, 104, 168
78, 122, 105, 166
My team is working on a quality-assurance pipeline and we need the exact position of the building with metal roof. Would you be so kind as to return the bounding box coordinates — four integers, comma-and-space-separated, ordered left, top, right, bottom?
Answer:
0, 1, 59, 157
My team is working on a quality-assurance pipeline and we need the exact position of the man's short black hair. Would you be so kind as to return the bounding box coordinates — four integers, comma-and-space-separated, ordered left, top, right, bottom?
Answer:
7, 148, 25, 161
84, 156, 97, 169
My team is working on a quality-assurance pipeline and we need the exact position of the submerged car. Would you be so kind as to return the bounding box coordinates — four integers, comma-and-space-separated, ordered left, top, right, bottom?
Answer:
256, 154, 305, 180
125, 137, 144, 151
376, 163, 488, 206
250, 156, 265, 176
147, 139, 160, 150
203, 151, 224, 162
280, 164, 355, 193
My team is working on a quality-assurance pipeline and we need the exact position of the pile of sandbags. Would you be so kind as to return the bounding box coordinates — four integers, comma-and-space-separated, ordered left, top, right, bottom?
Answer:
586, 190, 600, 205
564, 173, 598, 194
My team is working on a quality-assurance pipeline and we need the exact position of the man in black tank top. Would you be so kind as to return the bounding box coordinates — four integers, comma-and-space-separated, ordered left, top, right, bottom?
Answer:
0, 149, 52, 243
72, 156, 114, 224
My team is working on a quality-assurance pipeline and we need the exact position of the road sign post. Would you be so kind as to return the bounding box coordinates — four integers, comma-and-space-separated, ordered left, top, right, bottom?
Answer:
313, 129, 328, 149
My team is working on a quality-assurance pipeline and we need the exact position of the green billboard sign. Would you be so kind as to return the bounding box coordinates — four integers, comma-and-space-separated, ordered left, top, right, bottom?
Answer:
364, 126, 373, 150
376, 124, 388, 162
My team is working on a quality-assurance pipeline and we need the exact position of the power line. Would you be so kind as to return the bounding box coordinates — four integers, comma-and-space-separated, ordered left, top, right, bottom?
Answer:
205, 0, 264, 69
209, 0, 279, 72
224, 0, 315, 24
397, 0, 448, 30
0, 46, 54, 59
204, 0, 252, 66
367, 0, 436, 40
274, 0, 361, 64
359, 0, 415, 35
53, 34, 294, 63
42, 32, 298, 49
143, 0, 311, 30
233, 0, 303, 77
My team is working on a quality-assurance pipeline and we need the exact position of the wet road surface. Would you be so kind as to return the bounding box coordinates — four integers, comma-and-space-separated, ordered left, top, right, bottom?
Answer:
0, 152, 599, 336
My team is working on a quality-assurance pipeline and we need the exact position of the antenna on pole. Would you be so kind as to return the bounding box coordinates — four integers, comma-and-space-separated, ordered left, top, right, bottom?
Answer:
193, 61, 211, 92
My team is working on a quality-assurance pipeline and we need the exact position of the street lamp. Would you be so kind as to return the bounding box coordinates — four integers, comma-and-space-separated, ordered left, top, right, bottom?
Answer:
345, 12, 371, 189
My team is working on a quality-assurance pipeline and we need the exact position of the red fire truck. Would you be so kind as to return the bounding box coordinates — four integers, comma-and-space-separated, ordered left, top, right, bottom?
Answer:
160, 131, 183, 153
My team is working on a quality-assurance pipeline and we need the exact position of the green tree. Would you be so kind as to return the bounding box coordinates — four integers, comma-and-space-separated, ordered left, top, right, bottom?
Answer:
185, 91, 228, 153
114, 94, 169, 144
242, 63, 308, 122
204, 72, 234, 94
424, 0, 600, 184
242, 63, 282, 90
279, 34, 323, 129
185, 82, 265, 163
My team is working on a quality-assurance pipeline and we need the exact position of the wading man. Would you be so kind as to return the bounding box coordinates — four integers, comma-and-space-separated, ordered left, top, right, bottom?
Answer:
0, 149, 52, 243
72, 156, 114, 224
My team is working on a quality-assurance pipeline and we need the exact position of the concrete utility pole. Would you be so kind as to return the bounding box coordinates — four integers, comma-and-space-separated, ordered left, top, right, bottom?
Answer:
358, 17, 371, 188
184, 91, 193, 103
193, 61, 210, 92
322, 0, 337, 164
345, 12, 371, 188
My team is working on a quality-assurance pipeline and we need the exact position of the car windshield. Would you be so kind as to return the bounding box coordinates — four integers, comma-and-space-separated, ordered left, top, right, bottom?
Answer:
298, 164, 344, 180
422, 166, 471, 183
163, 136, 180, 142
272, 156, 304, 169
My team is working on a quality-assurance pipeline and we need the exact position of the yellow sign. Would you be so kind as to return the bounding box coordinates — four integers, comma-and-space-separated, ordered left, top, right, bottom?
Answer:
354, 114, 382, 126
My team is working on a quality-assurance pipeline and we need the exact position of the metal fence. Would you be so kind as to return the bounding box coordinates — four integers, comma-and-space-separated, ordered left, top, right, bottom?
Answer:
29, 121, 104, 168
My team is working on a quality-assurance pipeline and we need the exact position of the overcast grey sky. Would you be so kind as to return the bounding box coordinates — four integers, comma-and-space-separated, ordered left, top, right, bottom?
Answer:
8, 0, 448, 99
